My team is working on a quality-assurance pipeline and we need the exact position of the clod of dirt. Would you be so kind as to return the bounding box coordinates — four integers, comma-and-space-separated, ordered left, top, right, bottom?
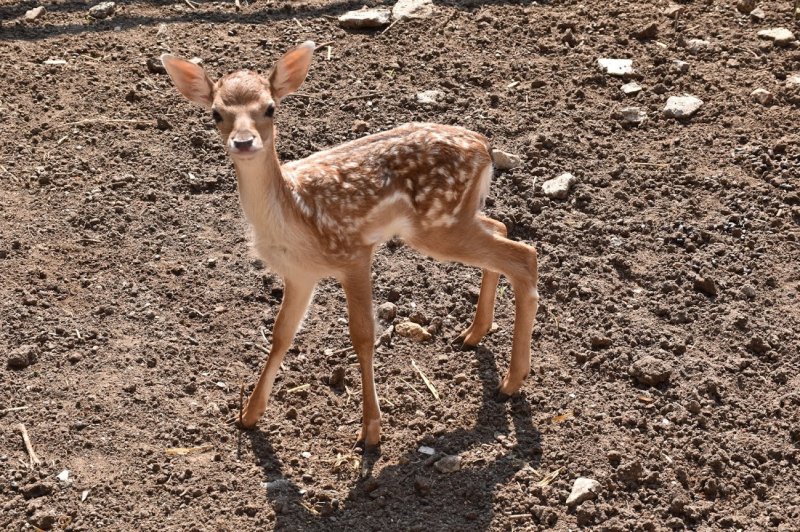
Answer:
352, 120, 369, 134
621, 82, 642, 96
24, 6, 45, 22
629, 356, 672, 386
414, 476, 432, 495
746, 336, 771, 355
392, 0, 435, 21
663, 95, 703, 119
89, 2, 116, 19
750, 88, 774, 107
566, 477, 600, 507
542, 172, 577, 200
590, 334, 612, 350
434, 454, 461, 473
633, 22, 658, 41
29, 510, 57, 531
562, 28, 578, 47
7, 345, 37, 370
377, 302, 397, 321
395, 321, 431, 342
616, 460, 644, 483
597, 58, 633, 77
146, 57, 166, 75
492, 149, 522, 171
693, 275, 718, 296
338, 8, 391, 29
736, 0, 756, 14
329, 367, 346, 388
757, 28, 796, 47
619, 107, 647, 125
22, 482, 53, 499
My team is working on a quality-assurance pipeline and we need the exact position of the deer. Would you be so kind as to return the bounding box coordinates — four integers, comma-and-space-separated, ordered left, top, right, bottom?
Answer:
161, 41, 539, 452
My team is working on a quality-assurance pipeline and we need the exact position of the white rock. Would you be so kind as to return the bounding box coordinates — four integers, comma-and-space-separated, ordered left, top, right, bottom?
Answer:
24, 6, 45, 21
621, 81, 642, 95
597, 58, 633, 76
750, 88, 773, 106
89, 1, 116, 19
491, 149, 522, 170
43, 59, 67, 65
415, 90, 443, 105
566, 477, 600, 507
542, 173, 577, 200
757, 28, 796, 46
672, 60, 690, 73
301, 451, 311, 458
338, 8, 391, 29
434, 454, 461, 473
56, 470, 71, 483
418, 445, 436, 455
663, 95, 703, 119
262, 478, 292, 490
392, 0, 434, 20
787, 75, 800, 86
620, 107, 647, 125
686, 38, 710, 54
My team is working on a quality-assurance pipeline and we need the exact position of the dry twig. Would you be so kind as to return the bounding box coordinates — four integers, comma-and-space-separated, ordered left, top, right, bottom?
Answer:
16, 424, 41, 468
411, 359, 440, 400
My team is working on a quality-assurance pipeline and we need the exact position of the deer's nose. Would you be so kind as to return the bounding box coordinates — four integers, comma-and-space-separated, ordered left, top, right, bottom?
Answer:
233, 137, 254, 151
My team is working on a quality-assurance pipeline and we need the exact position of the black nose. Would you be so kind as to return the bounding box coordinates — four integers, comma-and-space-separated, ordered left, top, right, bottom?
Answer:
233, 138, 254, 150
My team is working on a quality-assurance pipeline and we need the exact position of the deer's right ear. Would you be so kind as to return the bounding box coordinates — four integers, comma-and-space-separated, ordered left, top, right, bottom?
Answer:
161, 54, 215, 109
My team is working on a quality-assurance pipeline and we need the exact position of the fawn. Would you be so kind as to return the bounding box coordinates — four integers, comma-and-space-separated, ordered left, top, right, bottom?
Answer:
161, 42, 539, 450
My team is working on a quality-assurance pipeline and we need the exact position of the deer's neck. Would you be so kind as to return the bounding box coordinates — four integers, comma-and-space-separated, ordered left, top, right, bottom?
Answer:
232, 145, 292, 238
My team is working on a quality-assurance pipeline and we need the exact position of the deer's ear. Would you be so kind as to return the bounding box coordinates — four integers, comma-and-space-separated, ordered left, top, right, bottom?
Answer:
269, 41, 315, 102
161, 54, 215, 109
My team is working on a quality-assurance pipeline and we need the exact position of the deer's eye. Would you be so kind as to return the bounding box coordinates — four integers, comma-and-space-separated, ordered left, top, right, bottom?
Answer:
265, 104, 275, 118
212, 110, 223, 123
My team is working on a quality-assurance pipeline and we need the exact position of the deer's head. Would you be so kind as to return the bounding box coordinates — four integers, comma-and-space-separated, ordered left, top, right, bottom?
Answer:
161, 41, 315, 160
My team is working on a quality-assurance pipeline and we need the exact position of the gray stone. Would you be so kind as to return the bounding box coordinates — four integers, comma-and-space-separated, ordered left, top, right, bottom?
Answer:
338, 8, 391, 29
24, 6, 45, 21
377, 302, 396, 321
663, 95, 703, 119
415, 90, 443, 105
491, 149, 522, 170
686, 38, 711, 54
750, 88, 773, 106
621, 81, 642, 95
749, 7, 765, 21
629, 356, 672, 386
434, 454, 461, 473
566, 477, 600, 507
620, 107, 647, 125
392, 0, 434, 21
663, 4, 684, 18
89, 2, 116, 19
597, 58, 633, 76
542, 172, 577, 200
757, 28, 796, 46
672, 60, 690, 74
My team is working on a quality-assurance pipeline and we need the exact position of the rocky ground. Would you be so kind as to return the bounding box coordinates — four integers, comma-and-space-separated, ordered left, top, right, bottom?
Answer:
1, 0, 799, 530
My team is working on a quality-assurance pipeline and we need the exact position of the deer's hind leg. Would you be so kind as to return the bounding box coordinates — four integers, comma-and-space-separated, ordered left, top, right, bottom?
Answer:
409, 220, 539, 397
458, 215, 507, 348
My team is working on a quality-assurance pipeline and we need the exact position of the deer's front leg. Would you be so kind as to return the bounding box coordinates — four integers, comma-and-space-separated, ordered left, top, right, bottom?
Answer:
341, 264, 381, 450
240, 277, 316, 429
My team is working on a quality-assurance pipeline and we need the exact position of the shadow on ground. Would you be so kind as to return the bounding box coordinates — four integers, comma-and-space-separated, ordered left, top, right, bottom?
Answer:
246, 344, 542, 530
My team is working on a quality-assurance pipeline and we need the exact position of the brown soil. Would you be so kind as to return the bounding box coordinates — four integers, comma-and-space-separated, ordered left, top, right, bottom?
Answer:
2, 1, 799, 530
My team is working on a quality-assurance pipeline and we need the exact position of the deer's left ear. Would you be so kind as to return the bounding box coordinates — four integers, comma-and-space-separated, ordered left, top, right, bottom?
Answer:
269, 41, 315, 102
161, 54, 216, 109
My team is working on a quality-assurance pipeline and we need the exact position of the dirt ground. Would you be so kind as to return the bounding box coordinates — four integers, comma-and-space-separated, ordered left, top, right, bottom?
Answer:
1, 0, 799, 530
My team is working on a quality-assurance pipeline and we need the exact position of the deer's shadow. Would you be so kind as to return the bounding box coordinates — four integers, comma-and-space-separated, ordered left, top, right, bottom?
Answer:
245, 344, 542, 531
